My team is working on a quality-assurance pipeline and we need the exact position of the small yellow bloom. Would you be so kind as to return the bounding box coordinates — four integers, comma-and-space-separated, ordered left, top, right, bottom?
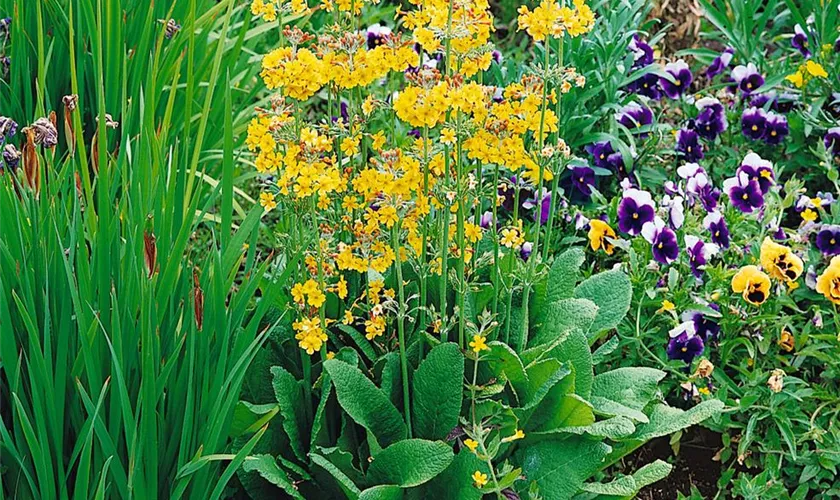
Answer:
259, 191, 277, 212
805, 60, 828, 78
464, 439, 479, 452
786, 71, 804, 88
342, 310, 354, 325
469, 334, 489, 353
657, 300, 675, 314
440, 128, 456, 145
326, 351, 335, 360
801, 208, 817, 222
472, 471, 488, 488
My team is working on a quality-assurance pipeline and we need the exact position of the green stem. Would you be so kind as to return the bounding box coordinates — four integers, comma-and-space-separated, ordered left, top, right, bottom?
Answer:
393, 222, 413, 437
418, 125, 431, 363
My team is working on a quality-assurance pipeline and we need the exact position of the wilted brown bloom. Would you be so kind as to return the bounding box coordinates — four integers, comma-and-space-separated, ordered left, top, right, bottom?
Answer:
767, 369, 785, 393
143, 231, 157, 278
193, 268, 204, 331
96, 113, 119, 129
63, 95, 78, 153
28, 117, 58, 149
695, 359, 714, 378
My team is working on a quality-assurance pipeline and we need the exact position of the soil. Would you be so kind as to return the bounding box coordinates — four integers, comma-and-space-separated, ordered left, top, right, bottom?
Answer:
624, 426, 723, 499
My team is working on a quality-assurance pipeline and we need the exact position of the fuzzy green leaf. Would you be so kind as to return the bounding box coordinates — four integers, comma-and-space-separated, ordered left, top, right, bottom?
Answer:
241, 455, 305, 500
324, 359, 407, 448
591, 367, 666, 415
631, 400, 725, 441
366, 439, 454, 488
518, 436, 611, 500
359, 485, 404, 500
270, 367, 308, 461
412, 343, 464, 440
574, 270, 632, 336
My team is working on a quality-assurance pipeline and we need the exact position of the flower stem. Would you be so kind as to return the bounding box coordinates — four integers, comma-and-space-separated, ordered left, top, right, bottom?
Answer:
393, 222, 413, 437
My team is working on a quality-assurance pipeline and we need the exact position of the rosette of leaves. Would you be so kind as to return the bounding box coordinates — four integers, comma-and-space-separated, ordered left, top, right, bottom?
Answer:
468, 247, 725, 499
230, 340, 470, 499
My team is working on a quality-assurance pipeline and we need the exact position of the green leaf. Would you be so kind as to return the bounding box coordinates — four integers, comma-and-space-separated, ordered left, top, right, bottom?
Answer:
545, 247, 585, 303
558, 416, 636, 439
631, 460, 673, 489
230, 402, 278, 438
359, 485, 404, 500
631, 400, 725, 441
412, 450, 484, 500
530, 298, 598, 348
412, 343, 464, 440
574, 270, 632, 336
270, 367, 308, 461
527, 392, 594, 434
580, 475, 637, 496
311, 452, 362, 499
367, 439, 454, 488
533, 247, 585, 324
517, 436, 611, 500
550, 328, 594, 399
241, 455, 305, 500
591, 367, 666, 416
485, 342, 528, 398
522, 359, 571, 410
324, 359, 407, 448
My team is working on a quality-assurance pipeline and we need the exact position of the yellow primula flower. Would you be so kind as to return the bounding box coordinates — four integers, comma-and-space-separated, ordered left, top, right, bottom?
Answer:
469, 334, 489, 353
472, 471, 488, 488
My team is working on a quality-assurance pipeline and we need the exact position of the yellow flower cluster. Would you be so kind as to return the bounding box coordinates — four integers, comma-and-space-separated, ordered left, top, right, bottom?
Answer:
292, 279, 327, 308
327, 44, 419, 90
786, 60, 828, 88
517, 0, 596, 41
261, 47, 330, 101
293, 316, 328, 354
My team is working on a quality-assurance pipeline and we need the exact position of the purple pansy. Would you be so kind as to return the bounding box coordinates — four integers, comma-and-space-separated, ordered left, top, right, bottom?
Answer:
683, 308, 721, 341
520, 242, 533, 261
607, 151, 629, 178
677, 162, 710, 195
816, 225, 840, 256
704, 211, 730, 248
737, 152, 775, 194
706, 47, 734, 78
731, 63, 765, 95
642, 217, 679, 264
695, 97, 728, 141
685, 235, 719, 278
523, 189, 552, 225
667, 324, 705, 363
763, 112, 789, 145
479, 211, 494, 229
628, 72, 662, 100
628, 35, 655, 67
568, 165, 595, 199
741, 107, 767, 140
618, 188, 656, 235
660, 60, 692, 99
675, 128, 704, 162
586, 141, 615, 169
792, 24, 811, 58
367, 24, 392, 49
616, 102, 654, 138
662, 195, 685, 229
724, 172, 764, 213
698, 184, 721, 212
824, 127, 840, 155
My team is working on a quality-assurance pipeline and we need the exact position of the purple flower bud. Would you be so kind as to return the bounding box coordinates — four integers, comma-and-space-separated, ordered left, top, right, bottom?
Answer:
479, 211, 494, 229
520, 242, 533, 261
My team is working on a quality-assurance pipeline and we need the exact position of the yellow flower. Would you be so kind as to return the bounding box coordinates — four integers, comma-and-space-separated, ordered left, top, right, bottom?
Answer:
336, 275, 348, 299
731, 265, 771, 306
501, 429, 525, 443
326, 351, 335, 360
464, 439, 479, 452
362, 96, 376, 116
469, 334, 489, 353
805, 60, 828, 78
472, 471, 488, 488
371, 131, 386, 151
786, 71, 804, 88
588, 219, 615, 255
801, 208, 817, 222
759, 237, 803, 284
500, 227, 524, 248
657, 300, 675, 314
816, 255, 840, 304
259, 191, 277, 212
342, 310, 354, 325
440, 128, 456, 145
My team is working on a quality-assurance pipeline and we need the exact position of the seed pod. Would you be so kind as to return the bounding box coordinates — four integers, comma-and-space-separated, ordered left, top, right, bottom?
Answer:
63, 94, 78, 154
193, 268, 204, 331
143, 231, 157, 278
22, 127, 40, 196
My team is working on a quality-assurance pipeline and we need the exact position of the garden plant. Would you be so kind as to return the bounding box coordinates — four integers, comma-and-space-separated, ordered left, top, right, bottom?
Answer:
0, 0, 839, 498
